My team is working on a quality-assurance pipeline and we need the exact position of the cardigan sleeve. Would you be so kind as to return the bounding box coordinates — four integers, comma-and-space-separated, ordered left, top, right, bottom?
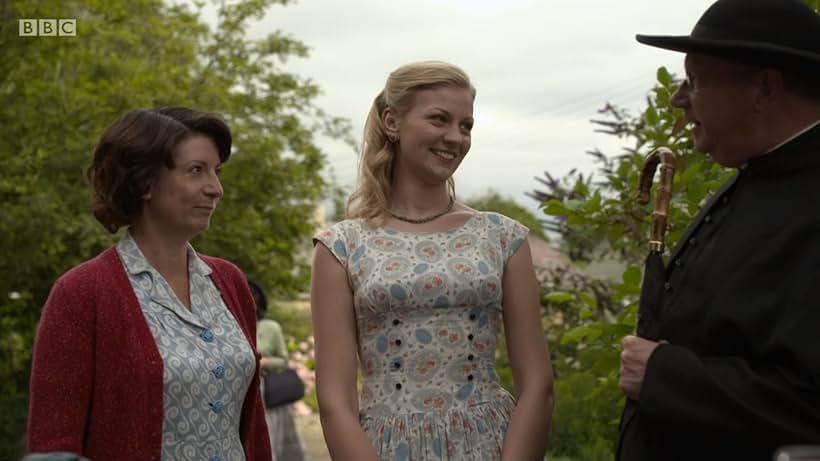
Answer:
27, 269, 97, 454
204, 255, 272, 461
236, 269, 273, 461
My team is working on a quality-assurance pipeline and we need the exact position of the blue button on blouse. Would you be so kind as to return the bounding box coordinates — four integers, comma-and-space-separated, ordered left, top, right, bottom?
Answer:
200, 329, 215, 342
116, 233, 255, 461
211, 400, 225, 414
212, 365, 225, 379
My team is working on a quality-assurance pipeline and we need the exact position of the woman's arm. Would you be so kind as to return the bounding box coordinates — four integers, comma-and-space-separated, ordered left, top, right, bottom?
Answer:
27, 275, 96, 454
500, 240, 554, 460
310, 244, 379, 461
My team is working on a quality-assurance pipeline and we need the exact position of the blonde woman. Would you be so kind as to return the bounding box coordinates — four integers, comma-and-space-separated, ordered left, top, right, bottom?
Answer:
310, 61, 554, 460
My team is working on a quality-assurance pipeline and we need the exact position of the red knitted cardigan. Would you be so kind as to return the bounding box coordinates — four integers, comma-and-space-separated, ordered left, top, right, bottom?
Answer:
27, 247, 272, 461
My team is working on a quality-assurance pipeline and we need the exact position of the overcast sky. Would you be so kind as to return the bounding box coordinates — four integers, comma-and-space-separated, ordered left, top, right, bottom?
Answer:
230, 0, 715, 216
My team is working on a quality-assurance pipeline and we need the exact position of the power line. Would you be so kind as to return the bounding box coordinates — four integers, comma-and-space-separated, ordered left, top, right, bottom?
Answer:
477, 73, 654, 148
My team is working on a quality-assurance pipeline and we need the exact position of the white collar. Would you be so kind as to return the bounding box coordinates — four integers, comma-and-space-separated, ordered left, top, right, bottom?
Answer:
117, 231, 211, 277
765, 119, 820, 154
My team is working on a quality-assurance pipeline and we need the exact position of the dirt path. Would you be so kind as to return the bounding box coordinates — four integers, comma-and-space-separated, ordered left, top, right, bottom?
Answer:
295, 412, 331, 461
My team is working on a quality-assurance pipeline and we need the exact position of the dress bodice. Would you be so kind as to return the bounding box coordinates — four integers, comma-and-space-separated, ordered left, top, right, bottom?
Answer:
315, 212, 529, 460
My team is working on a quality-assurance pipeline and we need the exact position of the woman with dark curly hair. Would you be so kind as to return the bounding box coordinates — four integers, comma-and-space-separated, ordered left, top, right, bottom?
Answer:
27, 107, 271, 461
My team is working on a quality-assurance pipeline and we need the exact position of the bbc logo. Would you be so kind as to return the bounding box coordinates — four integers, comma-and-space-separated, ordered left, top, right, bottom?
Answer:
19, 19, 76, 37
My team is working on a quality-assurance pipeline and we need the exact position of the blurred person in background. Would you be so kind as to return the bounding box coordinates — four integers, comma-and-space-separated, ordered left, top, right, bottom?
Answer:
248, 279, 309, 461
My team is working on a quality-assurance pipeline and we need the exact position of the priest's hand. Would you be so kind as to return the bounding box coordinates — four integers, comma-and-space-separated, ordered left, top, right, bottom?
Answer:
619, 335, 665, 400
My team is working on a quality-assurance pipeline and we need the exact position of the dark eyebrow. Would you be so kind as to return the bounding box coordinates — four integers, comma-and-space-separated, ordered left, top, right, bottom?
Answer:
183, 159, 221, 169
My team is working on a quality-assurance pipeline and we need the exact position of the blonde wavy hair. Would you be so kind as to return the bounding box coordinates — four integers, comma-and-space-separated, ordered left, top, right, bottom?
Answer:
346, 61, 476, 226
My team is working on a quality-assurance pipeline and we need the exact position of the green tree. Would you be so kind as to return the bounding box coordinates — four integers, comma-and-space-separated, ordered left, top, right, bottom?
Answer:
0, 0, 350, 456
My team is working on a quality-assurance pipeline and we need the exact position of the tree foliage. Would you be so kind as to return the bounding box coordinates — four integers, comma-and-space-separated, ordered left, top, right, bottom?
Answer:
0, 0, 350, 456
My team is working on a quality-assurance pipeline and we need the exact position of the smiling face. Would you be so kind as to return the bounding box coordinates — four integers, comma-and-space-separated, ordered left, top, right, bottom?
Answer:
384, 85, 474, 185
138, 134, 224, 241
671, 53, 763, 167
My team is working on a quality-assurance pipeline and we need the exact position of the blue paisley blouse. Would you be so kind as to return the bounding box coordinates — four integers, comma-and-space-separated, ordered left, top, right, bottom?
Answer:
314, 212, 529, 461
117, 233, 257, 461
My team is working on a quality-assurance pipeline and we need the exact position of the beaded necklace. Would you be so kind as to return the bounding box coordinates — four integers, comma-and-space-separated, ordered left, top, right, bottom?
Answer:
387, 196, 454, 224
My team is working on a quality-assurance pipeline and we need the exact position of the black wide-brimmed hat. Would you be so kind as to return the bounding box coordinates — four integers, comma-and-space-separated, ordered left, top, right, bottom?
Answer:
636, 0, 820, 73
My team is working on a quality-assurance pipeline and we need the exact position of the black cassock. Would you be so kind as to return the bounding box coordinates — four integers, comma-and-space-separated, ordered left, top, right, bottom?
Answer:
617, 123, 820, 461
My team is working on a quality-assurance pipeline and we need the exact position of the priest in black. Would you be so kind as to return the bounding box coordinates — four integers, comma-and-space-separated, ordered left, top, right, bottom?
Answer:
618, 0, 820, 460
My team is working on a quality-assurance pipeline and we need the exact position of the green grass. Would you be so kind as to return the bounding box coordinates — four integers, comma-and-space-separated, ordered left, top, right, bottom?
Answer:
267, 299, 313, 342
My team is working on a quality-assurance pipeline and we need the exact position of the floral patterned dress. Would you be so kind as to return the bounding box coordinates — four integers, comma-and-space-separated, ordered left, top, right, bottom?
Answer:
314, 212, 528, 461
